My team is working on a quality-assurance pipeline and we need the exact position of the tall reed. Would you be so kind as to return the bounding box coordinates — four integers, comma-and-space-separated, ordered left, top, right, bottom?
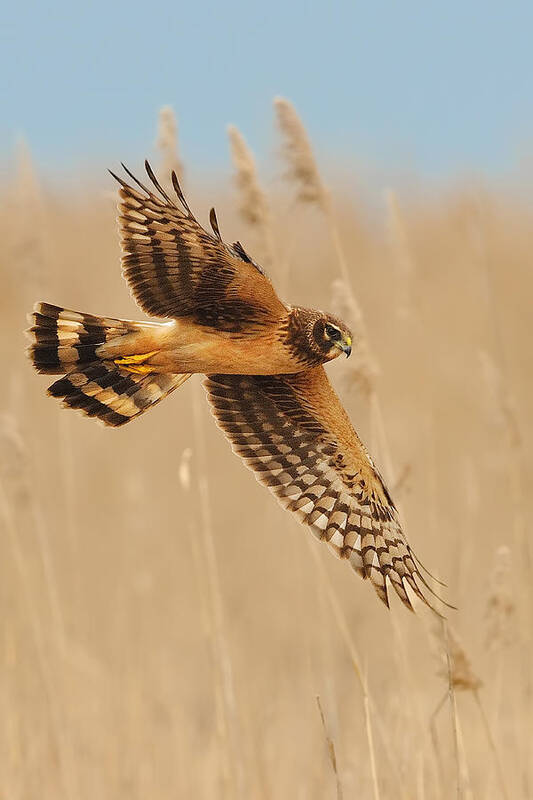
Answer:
156, 105, 184, 184
227, 124, 276, 269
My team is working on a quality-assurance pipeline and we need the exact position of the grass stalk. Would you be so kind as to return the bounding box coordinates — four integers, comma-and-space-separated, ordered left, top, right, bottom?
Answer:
473, 689, 510, 800
442, 620, 462, 799
306, 539, 414, 800
191, 385, 246, 799
316, 695, 344, 800
0, 477, 78, 800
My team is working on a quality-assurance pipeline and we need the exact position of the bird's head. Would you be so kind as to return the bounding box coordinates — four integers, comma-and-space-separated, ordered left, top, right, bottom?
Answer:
311, 313, 353, 362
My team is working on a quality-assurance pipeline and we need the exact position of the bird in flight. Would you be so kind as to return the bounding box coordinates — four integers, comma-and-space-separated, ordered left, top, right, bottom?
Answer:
26, 161, 445, 612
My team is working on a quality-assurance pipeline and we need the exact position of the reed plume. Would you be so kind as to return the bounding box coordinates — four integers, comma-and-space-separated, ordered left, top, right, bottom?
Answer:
227, 124, 275, 267
273, 96, 328, 208
434, 623, 482, 693
156, 105, 184, 183
227, 125, 269, 227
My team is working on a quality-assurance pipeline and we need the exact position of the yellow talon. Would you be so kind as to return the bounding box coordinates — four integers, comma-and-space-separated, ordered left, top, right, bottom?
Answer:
114, 350, 159, 374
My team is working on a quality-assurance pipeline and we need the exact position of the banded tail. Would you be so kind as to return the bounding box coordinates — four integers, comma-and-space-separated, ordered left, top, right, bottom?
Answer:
26, 302, 190, 427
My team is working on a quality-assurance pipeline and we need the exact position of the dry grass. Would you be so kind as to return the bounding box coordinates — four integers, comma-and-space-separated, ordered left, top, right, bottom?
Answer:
1, 103, 532, 799
156, 105, 184, 185
227, 124, 276, 270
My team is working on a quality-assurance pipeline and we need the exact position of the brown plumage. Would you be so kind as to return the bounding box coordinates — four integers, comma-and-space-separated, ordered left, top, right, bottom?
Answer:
25, 161, 446, 612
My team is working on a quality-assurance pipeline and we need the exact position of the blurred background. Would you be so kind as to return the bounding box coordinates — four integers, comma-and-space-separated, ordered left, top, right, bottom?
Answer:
1, 2, 532, 798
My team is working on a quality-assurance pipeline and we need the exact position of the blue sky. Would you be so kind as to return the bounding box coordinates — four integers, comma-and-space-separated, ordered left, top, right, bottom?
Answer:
2, 1, 532, 180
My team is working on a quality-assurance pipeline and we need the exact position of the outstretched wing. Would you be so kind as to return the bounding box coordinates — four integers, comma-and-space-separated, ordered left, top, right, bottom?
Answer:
111, 161, 286, 331
205, 367, 446, 612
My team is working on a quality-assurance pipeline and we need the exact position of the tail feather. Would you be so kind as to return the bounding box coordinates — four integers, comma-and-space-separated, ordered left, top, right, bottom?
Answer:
27, 302, 136, 375
27, 302, 191, 427
47, 362, 190, 427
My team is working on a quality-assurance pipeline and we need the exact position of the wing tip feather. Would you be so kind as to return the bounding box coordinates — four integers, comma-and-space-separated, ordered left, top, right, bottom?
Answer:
144, 160, 174, 205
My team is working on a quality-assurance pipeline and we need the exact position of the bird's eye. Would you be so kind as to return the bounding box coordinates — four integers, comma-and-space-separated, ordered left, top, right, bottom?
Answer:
325, 324, 341, 341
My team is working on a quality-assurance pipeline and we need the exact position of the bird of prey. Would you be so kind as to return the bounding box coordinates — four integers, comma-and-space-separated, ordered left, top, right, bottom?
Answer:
26, 161, 444, 612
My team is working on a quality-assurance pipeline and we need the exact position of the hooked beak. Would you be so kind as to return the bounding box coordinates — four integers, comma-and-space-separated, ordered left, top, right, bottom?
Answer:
335, 336, 352, 358
341, 335, 352, 358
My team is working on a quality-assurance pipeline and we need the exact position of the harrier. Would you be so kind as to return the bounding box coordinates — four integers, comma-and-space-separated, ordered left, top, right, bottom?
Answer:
27, 162, 445, 612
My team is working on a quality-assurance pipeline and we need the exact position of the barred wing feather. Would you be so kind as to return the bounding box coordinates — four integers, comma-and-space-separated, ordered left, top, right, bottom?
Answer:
112, 162, 286, 331
205, 367, 443, 612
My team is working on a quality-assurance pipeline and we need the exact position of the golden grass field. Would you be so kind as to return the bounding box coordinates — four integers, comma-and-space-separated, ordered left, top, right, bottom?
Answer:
1, 103, 531, 799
